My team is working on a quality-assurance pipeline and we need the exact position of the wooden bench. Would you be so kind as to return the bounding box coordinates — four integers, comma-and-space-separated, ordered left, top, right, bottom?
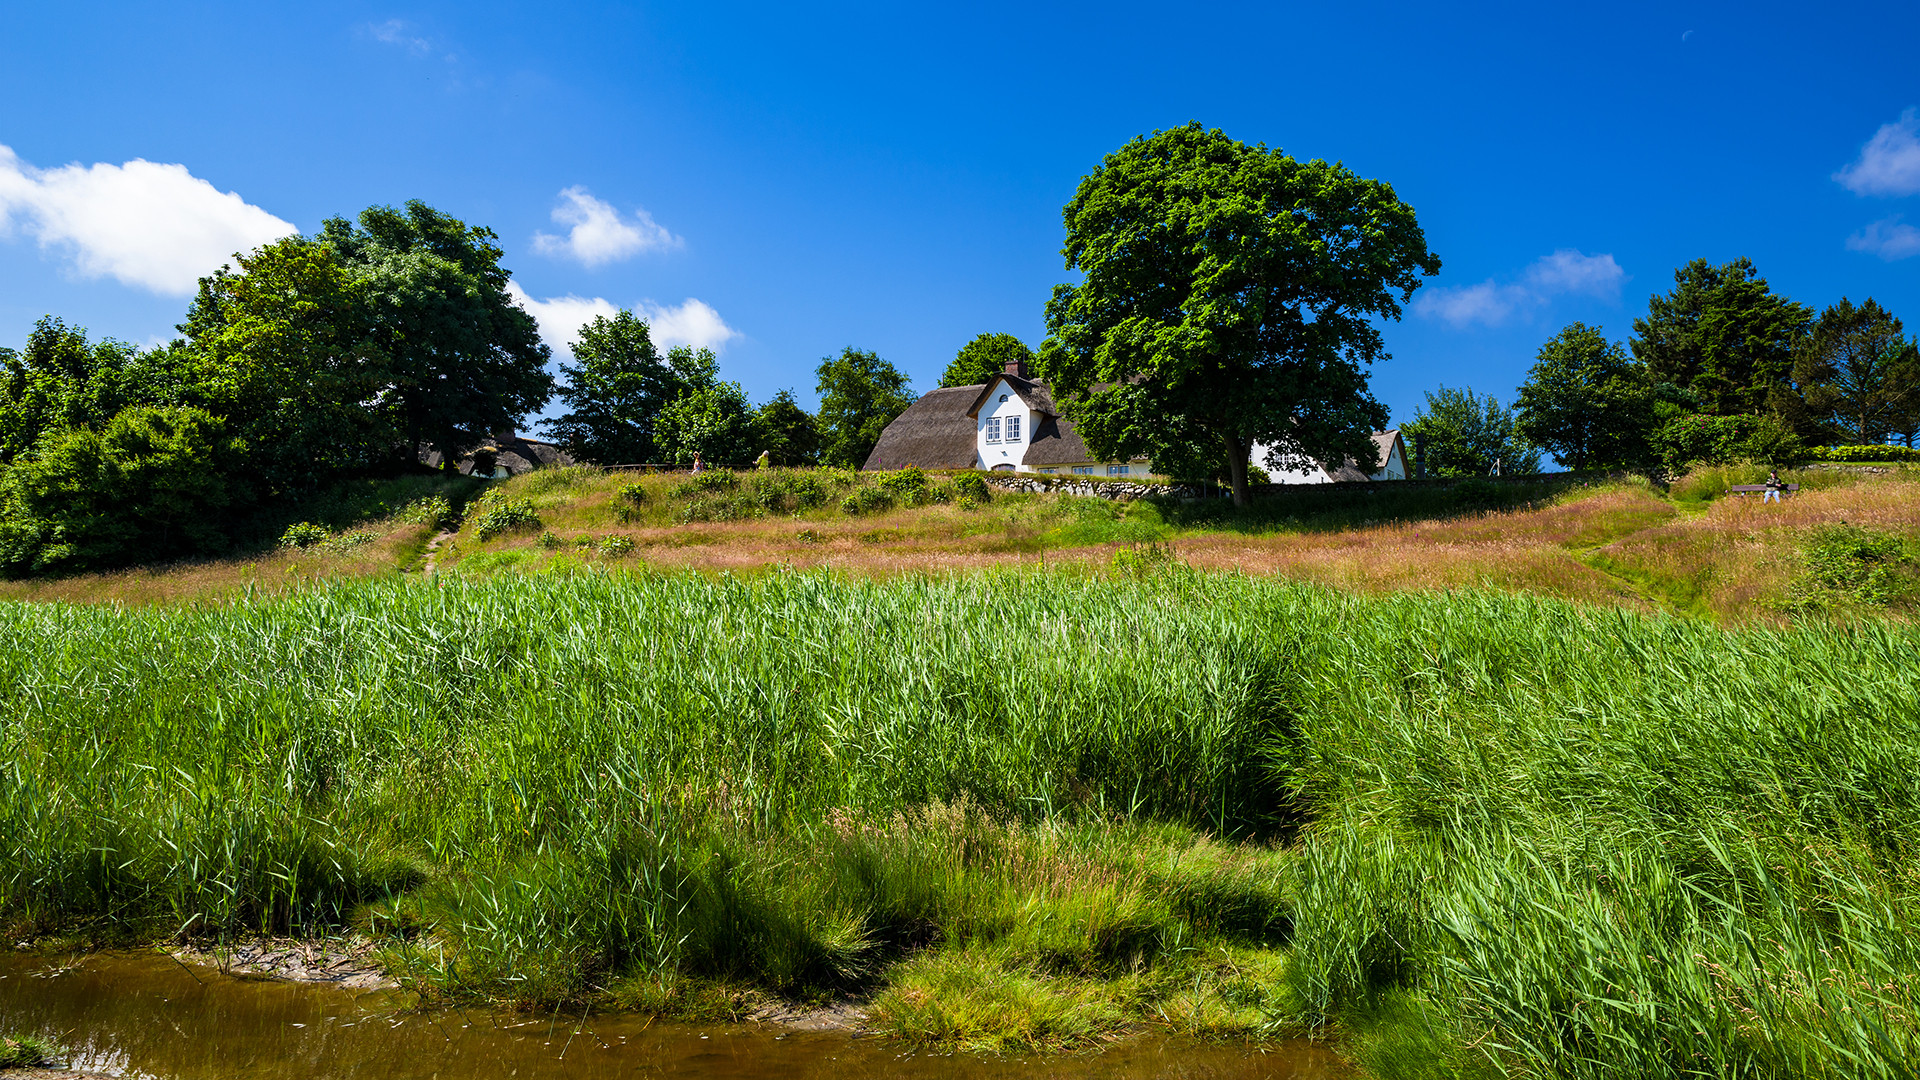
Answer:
1728, 484, 1799, 497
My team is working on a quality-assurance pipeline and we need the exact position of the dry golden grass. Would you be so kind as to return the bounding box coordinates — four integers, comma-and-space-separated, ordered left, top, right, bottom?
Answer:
9, 467, 1915, 624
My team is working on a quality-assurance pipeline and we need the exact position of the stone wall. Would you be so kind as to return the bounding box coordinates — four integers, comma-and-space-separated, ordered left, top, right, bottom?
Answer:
982, 475, 1203, 501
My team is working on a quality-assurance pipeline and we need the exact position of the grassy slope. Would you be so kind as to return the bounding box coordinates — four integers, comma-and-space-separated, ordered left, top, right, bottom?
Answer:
10, 462, 1912, 624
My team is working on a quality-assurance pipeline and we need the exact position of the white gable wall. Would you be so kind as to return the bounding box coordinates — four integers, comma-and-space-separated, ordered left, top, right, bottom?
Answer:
1251, 440, 1337, 484
975, 378, 1035, 472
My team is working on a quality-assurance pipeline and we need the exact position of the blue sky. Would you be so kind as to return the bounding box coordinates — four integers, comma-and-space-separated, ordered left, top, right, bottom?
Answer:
2, 1, 1916, 430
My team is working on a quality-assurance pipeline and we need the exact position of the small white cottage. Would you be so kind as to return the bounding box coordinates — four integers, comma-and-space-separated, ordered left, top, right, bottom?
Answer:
862, 358, 1153, 477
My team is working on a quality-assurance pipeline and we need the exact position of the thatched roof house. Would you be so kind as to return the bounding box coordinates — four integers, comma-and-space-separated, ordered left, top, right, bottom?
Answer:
420, 431, 575, 477
864, 359, 1153, 477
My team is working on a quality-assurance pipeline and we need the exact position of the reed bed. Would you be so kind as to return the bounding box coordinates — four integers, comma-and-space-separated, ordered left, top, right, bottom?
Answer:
3, 570, 1918, 1075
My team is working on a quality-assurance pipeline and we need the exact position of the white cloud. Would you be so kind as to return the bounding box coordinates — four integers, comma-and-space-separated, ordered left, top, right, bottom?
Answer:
1414, 249, 1626, 329
637, 298, 739, 352
1522, 249, 1625, 299
1846, 216, 1920, 261
367, 19, 432, 54
0, 144, 297, 295
1834, 108, 1920, 197
507, 282, 739, 358
506, 281, 621, 358
531, 186, 680, 268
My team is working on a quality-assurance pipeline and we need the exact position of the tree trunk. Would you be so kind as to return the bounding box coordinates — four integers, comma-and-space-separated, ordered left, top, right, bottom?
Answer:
1224, 434, 1252, 508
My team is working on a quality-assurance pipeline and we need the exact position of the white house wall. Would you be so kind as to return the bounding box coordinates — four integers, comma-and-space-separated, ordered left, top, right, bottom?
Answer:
975, 378, 1035, 472
1251, 441, 1335, 484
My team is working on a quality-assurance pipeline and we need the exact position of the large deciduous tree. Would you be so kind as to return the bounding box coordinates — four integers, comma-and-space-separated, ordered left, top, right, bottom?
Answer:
1792, 298, 1920, 446
1514, 323, 1656, 470
941, 333, 1034, 388
815, 347, 913, 468
317, 202, 552, 461
1630, 258, 1812, 418
541, 311, 688, 464
753, 389, 821, 466
1404, 387, 1541, 478
1042, 123, 1439, 505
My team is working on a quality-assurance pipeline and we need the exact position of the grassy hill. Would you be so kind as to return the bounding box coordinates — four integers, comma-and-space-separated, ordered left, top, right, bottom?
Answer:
8, 462, 1916, 623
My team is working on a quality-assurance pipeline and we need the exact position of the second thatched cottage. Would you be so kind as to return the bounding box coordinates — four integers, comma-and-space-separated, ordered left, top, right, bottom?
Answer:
863, 357, 1408, 484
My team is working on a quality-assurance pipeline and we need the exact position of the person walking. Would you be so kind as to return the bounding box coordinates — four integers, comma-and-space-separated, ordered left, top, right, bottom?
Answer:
1763, 469, 1785, 504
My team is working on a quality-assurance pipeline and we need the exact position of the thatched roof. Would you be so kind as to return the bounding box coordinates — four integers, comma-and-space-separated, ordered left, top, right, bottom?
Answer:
862, 385, 983, 470
967, 373, 1056, 418
420, 433, 575, 476
1021, 413, 1094, 466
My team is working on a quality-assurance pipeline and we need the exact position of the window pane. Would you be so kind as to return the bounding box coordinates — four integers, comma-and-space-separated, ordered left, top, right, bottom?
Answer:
985, 418, 1001, 442
1006, 416, 1021, 440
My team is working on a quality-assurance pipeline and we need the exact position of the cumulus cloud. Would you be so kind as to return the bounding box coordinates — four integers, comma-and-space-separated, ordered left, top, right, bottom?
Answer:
531, 186, 680, 268
637, 298, 739, 352
507, 282, 738, 358
1834, 108, 1920, 197
1414, 249, 1626, 329
1846, 216, 1920, 261
0, 144, 297, 295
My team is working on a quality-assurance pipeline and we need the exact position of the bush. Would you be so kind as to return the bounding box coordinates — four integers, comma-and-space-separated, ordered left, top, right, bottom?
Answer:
472, 500, 542, 541
598, 535, 635, 557
1809, 444, 1920, 463
668, 471, 739, 498
1109, 541, 1176, 575
279, 522, 328, 549
614, 483, 649, 524
877, 467, 932, 507
321, 532, 376, 553
1652, 413, 1804, 471
399, 494, 459, 531
839, 486, 893, 516
948, 472, 989, 503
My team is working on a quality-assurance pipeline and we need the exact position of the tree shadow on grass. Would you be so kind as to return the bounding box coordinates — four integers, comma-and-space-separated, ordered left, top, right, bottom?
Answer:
1159, 475, 1600, 536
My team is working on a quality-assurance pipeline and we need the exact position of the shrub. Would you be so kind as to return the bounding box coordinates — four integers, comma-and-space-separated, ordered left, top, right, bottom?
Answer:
1652, 413, 1804, 471
399, 494, 460, 531
877, 467, 932, 507
539, 531, 562, 550
598, 535, 636, 557
948, 472, 989, 503
1809, 444, 1920, 463
473, 500, 542, 541
321, 532, 377, 553
839, 486, 893, 516
746, 470, 831, 513
278, 522, 328, 549
614, 483, 649, 523
668, 471, 740, 498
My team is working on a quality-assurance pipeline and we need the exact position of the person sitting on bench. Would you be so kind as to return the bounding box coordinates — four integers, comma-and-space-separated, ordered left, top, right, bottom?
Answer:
1763, 469, 1785, 504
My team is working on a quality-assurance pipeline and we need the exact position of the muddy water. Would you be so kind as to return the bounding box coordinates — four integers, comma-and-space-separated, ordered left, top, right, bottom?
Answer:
0, 953, 1348, 1080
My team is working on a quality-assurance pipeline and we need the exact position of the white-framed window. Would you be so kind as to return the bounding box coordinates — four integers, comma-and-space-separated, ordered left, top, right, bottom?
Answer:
1005, 415, 1021, 441
1107, 464, 1130, 476
1040, 468, 1057, 474
984, 417, 1002, 442
1072, 465, 1094, 475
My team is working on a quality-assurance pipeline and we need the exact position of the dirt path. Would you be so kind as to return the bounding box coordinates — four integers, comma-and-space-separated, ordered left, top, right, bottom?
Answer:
418, 530, 457, 575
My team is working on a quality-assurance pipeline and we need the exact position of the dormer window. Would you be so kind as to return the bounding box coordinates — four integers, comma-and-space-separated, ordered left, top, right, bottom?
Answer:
1006, 415, 1021, 441
984, 417, 1002, 442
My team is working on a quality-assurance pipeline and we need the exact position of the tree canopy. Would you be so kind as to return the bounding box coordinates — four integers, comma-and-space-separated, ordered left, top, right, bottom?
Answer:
753, 389, 821, 466
815, 348, 913, 468
652, 352, 756, 464
941, 333, 1034, 388
1042, 123, 1439, 504
316, 201, 552, 459
1793, 298, 1920, 446
1514, 323, 1656, 470
541, 311, 701, 464
1630, 258, 1812, 418
1404, 387, 1541, 478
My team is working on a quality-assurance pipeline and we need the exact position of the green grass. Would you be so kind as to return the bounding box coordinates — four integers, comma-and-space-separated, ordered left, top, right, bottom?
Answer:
0, 1032, 61, 1068
4, 570, 1920, 1074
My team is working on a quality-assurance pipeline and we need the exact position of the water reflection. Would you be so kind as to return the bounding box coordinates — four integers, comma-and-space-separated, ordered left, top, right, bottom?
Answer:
0, 953, 1347, 1079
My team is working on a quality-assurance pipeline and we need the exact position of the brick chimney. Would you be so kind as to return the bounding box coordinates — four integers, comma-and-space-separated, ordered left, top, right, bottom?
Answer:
1003, 358, 1028, 379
